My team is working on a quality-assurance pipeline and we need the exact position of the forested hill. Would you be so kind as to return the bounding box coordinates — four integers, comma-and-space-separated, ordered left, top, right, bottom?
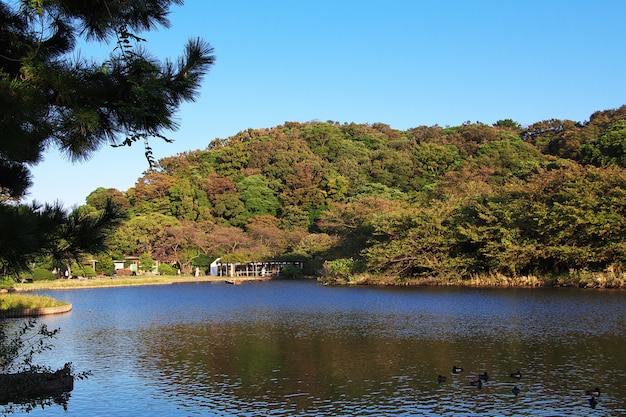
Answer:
86, 106, 626, 286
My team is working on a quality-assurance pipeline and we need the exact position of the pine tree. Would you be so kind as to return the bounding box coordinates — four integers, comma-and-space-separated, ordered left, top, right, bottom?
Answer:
0, 0, 215, 276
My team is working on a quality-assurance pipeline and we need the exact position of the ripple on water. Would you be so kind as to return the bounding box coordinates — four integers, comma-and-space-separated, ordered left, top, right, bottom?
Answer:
15, 283, 626, 417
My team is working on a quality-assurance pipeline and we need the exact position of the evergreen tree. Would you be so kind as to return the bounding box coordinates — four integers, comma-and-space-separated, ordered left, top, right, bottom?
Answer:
0, 0, 215, 276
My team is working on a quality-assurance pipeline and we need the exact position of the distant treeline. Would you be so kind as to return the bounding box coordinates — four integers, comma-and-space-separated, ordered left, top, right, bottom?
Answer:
84, 106, 626, 287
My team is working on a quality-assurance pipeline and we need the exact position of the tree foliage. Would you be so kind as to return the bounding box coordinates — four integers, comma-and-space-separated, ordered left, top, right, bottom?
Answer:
89, 106, 626, 285
0, 0, 214, 277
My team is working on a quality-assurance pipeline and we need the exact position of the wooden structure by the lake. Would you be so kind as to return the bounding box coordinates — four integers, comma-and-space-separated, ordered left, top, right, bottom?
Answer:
210, 259, 302, 278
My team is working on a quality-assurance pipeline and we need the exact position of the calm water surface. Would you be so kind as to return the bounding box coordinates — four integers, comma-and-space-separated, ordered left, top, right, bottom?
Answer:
4, 280, 626, 416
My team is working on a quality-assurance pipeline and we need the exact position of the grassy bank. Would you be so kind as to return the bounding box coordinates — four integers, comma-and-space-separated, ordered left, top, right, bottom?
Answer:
10, 275, 239, 292
320, 270, 626, 288
0, 293, 69, 311
11, 270, 626, 291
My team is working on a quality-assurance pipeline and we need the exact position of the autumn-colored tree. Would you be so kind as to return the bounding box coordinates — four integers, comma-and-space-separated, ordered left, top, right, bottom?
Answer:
207, 225, 253, 261
245, 216, 287, 257
280, 161, 326, 209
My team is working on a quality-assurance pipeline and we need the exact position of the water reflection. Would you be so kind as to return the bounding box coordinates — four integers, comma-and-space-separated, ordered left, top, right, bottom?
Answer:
7, 282, 626, 416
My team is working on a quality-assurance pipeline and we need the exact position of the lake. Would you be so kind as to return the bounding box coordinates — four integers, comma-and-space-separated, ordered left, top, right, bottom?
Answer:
3, 280, 626, 416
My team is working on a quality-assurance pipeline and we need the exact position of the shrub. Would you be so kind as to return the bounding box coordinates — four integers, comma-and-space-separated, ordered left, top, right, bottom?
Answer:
280, 264, 303, 279
139, 253, 156, 272
114, 269, 132, 277
1, 278, 16, 290
70, 263, 84, 278
82, 265, 97, 278
30, 268, 56, 281
323, 258, 364, 276
95, 257, 115, 276
158, 264, 177, 276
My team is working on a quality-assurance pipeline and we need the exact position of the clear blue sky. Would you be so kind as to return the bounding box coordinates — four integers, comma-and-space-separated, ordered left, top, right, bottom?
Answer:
26, 0, 626, 208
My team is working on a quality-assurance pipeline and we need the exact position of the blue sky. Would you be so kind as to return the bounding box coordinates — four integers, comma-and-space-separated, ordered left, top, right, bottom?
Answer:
25, 0, 626, 208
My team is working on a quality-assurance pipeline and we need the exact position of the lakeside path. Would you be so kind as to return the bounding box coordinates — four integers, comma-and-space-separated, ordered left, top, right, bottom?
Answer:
11, 276, 272, 292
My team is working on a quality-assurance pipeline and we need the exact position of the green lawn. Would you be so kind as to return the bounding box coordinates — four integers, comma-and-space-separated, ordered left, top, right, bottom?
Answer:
10, 275, 226, 292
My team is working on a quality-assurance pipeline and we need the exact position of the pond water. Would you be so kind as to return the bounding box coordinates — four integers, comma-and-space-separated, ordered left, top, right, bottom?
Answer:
3, 280, 626, 416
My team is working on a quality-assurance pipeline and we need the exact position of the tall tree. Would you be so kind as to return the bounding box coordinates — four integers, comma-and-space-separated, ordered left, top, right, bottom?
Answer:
0, 0, 215, 276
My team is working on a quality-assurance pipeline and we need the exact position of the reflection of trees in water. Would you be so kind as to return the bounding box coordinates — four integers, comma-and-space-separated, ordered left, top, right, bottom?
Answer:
2, 392, 70, 415
135, 319, 465, 411
0, 319, 77, 415
129, 313, 626, 414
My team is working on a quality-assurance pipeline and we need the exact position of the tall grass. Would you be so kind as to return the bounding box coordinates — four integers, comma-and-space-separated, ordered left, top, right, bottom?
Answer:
0, 294, 68, 311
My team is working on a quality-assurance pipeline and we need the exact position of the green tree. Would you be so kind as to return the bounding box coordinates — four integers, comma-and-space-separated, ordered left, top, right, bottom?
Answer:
0, 0, 214, 276
212, 193, 246, 226
474, 137, 545, 183
86, 187, 131, 217
317, 197, 406, 258
369, 148, 414, 191
410, 142, 462, 190
0, 200, 122, 278
0, 0, 214, 199
362, 201, 462, 280
579, 120, 626, 167
109, 212, 181, 256
139, 253, 155, 273
237, 175, 281, 219
95, 255, 115, 276
454, 164, 626, 276
168, 178, 212, 221
494, 119, 522, 132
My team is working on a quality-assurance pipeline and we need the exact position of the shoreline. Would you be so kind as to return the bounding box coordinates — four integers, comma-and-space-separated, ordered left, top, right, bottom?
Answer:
9, 272, 626, 293
0, 303, 73, 318
9, 275, 274, 292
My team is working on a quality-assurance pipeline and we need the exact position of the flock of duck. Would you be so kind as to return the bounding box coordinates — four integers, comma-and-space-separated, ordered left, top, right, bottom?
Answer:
437, 366, 602, 409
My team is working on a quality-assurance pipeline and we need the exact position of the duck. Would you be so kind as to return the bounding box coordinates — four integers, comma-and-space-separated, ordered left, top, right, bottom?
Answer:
452, 366, 463, 374
589, 396, 598, 409
479, 371, 489, 382
470, 378, 483, 388
511, 386, 520, 396
510, 370, 522, 379
437, 374, 447, 383
585, 387, 600, 397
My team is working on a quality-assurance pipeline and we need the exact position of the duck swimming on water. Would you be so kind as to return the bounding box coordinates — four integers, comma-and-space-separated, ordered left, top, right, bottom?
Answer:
452, 366, 463, 374
470, 379, 483, 388
510, 370, 522, 379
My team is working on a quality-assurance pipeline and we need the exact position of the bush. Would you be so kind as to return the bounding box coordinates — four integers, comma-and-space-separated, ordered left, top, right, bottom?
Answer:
95, 256, 115, 276
1, 278, 16, 290
70, 263, 84, 278
30, 268, 56, 281
158, 264, 177, 276
323, 258, 364, 276
82, 265, 97, 278
114, 269, 132, 277
280, 264, 303, 279
139, 253, 156, 273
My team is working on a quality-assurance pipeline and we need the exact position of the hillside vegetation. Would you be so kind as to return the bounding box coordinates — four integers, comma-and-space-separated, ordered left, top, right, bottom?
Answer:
83, 106, 626, 287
